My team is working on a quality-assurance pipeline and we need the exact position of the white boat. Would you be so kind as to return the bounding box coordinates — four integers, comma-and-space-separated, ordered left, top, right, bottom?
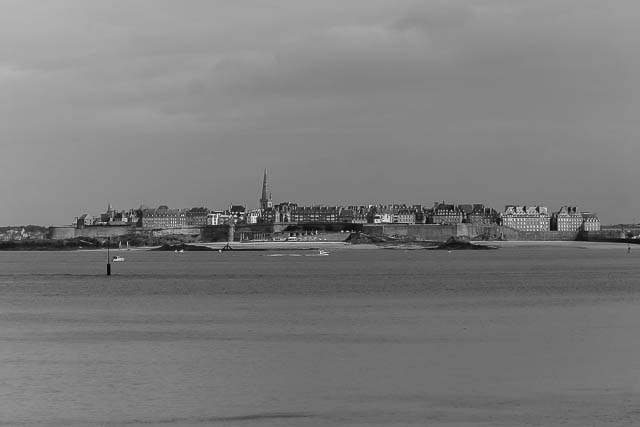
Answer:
305, 249, 330, 257
112, 256, 125, 262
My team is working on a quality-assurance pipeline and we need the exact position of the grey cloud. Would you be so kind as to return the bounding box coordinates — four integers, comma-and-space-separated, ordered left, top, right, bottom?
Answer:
1, 0, 639, 224
393, 0, 477, 34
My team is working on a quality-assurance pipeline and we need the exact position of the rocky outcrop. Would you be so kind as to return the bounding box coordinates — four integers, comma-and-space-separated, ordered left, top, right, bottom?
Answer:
429, 237, 498, 250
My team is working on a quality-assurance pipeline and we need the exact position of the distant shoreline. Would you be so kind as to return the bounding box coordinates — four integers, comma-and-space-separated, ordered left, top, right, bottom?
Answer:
0, 239, 634, 251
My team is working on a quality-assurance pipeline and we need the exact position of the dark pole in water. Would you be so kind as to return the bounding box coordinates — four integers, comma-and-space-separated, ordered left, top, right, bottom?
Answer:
222, 223, 234, 251
107, 236, 111, 276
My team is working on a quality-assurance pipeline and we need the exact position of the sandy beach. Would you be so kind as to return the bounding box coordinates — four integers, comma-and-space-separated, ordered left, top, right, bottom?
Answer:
192, 240, 379, 250
477, 240, 634, 250
188, 239, 636, 251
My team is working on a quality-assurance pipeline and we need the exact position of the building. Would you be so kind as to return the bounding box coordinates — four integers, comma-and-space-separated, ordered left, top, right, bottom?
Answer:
429, 202, 464, 225
260, 207, 277, 224
551, 206, 601, 232
352, 207, 370, 224
551, 206, 583, 231
246, 209, 261, 224
466, 204, 499, 225
581, 212, 601, 231
501, 205, 550, 231
369, 205, 394, 224
270, 202, 298, 223
98, 203, 116, 224
141, 205, 187, 228
340, 206, 369, 224
75, 214, 94, 228
207, 211, 232, 225
413, 205, 427, 224
186, 207, 210, 226
291, 206, 341, 223
228, 205, 247, 223
337, 206, 369, 224
394, 208, 416, 224
72, 203, 137, 227
338, 208, 355, 223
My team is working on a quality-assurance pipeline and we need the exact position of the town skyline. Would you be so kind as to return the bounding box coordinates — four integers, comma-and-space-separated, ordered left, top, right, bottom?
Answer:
1, 171, 636, 227
0, 165, 634, 226
2, 1, 639, 226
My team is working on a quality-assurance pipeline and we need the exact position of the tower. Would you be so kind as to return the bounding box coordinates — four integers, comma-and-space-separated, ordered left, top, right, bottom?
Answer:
106, 202, 114, 221
259, 169, 272, 210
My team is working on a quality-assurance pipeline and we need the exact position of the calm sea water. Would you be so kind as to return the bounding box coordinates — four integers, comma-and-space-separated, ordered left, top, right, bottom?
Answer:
1, 245, 639, 426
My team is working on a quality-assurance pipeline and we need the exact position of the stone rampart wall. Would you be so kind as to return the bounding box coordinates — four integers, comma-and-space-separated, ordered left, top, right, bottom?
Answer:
363, 224, 580, 241
581, 229, 627, 240
49, 225, 204, 239
201, 225, 232, 242
507, 230, 578, 241
49, 226, 135, 239
363, 224, 458, 241
78, 226, 137, 238
148, 227, 202, 237
50, 222, 600, 242
230, 223, 361, 242
48, 226, 76, 240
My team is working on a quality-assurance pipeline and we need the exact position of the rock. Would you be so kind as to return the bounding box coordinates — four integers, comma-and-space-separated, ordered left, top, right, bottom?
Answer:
429, 237, 498, 250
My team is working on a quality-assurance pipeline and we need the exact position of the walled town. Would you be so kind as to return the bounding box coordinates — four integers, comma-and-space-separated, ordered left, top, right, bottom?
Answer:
30, 170, 637, 246
5, 171, 639, 245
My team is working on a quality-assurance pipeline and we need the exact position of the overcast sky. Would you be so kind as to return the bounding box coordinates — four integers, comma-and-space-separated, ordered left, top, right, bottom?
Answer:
1, 0, 638, 225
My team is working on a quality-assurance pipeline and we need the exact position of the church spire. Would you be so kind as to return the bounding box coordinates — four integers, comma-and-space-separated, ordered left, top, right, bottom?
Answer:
259, 169, 272, 210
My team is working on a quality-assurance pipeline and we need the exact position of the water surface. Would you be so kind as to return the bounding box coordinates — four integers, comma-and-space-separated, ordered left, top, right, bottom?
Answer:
1, 246, 639, 426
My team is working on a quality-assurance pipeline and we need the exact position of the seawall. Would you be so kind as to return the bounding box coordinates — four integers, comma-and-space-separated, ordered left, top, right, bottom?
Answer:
49, 223, 622, 243
580, 229, 626, 241
48, 225, 207, 240
49, 223, 361, 242
362, 224, 580, 241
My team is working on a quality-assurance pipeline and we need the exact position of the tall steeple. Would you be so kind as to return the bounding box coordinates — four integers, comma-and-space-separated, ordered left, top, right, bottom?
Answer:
259, 169, 272, 210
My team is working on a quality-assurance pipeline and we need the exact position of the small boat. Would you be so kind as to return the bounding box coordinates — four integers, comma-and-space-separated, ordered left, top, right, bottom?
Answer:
112, 256, 125, 262
305, 249, 330, 257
